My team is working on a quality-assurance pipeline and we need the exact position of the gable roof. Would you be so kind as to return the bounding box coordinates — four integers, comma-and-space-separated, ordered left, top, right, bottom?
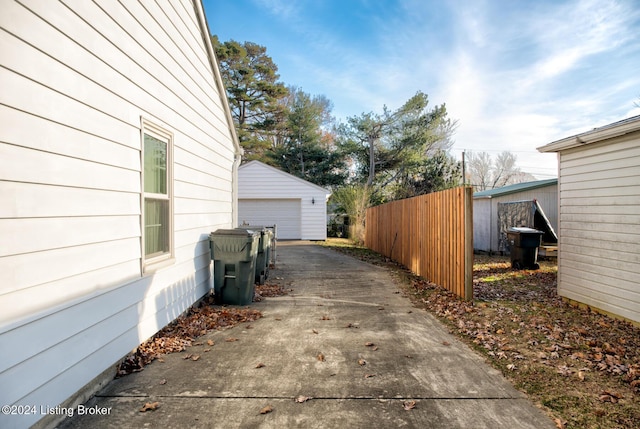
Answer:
538, 115, 640, 153
473, 178, 557, 199
239, 160, 331, 195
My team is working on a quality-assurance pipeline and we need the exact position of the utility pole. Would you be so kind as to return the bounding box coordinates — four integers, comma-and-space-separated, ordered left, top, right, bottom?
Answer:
462, 150, 466, 186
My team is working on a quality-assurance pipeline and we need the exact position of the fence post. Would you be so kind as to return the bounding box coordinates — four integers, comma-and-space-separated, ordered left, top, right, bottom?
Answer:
464, 186, 473, 300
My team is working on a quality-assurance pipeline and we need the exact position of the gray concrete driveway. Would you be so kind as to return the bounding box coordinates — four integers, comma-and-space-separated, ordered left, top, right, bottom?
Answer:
58, 241, 555, 428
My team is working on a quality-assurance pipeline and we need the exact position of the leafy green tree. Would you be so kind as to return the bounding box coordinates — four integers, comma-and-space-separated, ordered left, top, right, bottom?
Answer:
269, 87, 348, 187
391, 150, 461, 199
338, 91, 457, 201
212, 37, 288, 160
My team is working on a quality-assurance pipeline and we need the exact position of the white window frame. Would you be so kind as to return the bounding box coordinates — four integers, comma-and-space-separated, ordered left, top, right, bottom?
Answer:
141, 118, 174, 273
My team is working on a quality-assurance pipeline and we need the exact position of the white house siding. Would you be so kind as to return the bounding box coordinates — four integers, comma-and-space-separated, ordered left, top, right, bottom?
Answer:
556, 134, 640, 323
238, 161, 330, 240
473, 182, 558, 253
0, 2, 237, 428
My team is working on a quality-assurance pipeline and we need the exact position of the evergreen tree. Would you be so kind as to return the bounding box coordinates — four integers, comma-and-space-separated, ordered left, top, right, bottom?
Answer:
269, 87, 347, 187
212, 37, 288, 161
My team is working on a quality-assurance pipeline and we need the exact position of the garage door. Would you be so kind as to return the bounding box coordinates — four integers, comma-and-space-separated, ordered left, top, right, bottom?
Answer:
238, 199, 301, 239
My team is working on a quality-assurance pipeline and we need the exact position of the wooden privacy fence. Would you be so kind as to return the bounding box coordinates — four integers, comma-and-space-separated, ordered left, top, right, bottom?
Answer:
365, 187, 473, 300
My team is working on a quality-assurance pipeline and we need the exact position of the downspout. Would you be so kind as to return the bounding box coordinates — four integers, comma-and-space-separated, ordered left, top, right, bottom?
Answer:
194, 0, 243, 227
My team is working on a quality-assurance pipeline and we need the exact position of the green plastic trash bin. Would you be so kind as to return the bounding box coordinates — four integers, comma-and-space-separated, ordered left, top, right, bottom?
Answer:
507, 227, 543, 270
236, 227, 271, 285
209, 229, 259, 305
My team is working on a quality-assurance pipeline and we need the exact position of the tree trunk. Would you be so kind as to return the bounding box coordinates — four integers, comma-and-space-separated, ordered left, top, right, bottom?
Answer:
367, 134, 375, 186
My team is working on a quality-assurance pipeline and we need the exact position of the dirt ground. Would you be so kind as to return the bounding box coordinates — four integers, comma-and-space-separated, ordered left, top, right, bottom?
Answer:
324, 239, 640, 429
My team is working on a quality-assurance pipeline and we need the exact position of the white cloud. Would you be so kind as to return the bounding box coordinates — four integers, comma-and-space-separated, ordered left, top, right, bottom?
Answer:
210, 0, 640, 178
252, 0, 300, 20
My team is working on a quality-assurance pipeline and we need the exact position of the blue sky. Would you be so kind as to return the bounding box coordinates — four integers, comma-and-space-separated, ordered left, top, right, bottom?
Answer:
203, 0, 640, 179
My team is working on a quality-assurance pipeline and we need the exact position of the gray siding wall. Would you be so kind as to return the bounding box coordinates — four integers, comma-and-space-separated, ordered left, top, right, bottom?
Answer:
557, 133, 640, 323
0, 1, 235, 427
473, 199, 492, 252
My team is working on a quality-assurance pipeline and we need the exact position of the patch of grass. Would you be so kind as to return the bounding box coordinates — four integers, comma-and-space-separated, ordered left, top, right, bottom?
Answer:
323, 240, 640, 429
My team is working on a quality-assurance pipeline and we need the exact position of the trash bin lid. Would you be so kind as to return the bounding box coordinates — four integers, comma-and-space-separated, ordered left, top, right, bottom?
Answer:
236, 226, 267, 233
507, 227, 543, 234
211, 228, 259, 237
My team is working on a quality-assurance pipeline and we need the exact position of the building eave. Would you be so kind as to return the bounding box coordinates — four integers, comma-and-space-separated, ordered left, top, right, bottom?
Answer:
538, 115, 640, 153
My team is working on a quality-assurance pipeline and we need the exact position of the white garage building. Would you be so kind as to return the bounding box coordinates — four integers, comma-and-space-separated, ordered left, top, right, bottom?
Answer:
238, 161, 331, 240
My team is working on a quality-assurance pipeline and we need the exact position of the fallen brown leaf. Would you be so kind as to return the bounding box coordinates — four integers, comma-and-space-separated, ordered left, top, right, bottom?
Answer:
191, 355, 200, 361
225, 337, 238, 342
317, 353, 325, 362
295, 396, 311, 403
600, 390, 623, 400
599, 394, 616, 403
358, 358, 366, 366
259, 405, 273, 414
255, 363, 265, 368
117, 306, 262, 377
139, 402, 159, 412
312, 329, 318, 334
364, 373, 376, 378
365, 342, 375, 347
159, 379, 167, 385
207, 340, 215, 346
554, 417, 566, 428
403, 400, 416, 410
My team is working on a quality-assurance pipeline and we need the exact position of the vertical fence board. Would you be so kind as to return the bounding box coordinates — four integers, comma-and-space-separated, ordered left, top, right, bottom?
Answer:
364, 187, 473, 300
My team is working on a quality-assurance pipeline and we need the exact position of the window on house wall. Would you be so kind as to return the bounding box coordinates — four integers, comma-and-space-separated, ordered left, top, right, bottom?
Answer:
141, 119, 174, 271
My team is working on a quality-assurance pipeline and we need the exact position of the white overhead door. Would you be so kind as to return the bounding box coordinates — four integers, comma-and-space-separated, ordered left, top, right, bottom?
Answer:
238, 199, 301, 239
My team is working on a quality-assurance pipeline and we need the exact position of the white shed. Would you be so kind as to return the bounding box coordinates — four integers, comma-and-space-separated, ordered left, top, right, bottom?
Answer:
473, 179, 558, 253
538, 115, 640, 324
0, 2, 240, 428
238, 161, 331, 240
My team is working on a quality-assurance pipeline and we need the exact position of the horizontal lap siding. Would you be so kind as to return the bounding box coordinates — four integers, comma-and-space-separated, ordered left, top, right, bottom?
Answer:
238, 162, 329, 240
558, 135, 640, 323
0, 1, 235, 428
365, 187, 473, 300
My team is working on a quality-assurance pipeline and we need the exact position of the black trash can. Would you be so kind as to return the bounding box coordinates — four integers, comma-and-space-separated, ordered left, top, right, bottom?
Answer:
507, 227, 544, 270
236, 227, 272, 285
209, 229, 259, 305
